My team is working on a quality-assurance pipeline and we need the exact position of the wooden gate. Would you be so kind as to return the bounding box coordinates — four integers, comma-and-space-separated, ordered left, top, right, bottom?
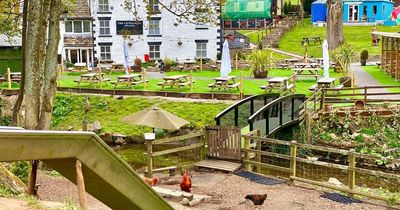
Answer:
206, 126, 242, 161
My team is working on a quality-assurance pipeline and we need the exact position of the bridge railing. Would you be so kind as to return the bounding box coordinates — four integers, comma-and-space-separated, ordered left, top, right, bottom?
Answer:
215, 93, 280, 128
248, 94, 306, 136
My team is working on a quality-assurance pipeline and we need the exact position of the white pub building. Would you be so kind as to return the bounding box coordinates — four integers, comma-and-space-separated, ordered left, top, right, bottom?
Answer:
59, 0, 220, 68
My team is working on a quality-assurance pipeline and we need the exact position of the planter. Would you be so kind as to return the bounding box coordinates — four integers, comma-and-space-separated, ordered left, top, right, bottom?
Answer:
339, 76, 352, 87
324, 104, 333, 112
163, 65, 171, 72
132, 65, 142, 72
360, 60, 367, 66
354, 100, 365, 109
334, 66, 342, 73
253, 70, 268, 78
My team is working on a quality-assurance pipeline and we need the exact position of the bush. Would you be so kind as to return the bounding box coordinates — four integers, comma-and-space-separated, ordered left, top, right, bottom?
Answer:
330, 43, 356, 75
163, 57, 173, 66
360, 50, 369, 61
134, 57, 142, 66
10, 161, 30, 183
65, 61, 74, 68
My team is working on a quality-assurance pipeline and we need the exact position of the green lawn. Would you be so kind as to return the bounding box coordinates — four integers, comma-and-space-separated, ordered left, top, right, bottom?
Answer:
238, 30, 268, 44
0, 49, 22, 74
279, 19, 399, 58
54, 69, 343, 96
363, 65, 400, 92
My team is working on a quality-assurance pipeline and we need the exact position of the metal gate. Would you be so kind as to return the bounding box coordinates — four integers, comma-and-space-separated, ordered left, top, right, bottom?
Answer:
206, 126, 242, 161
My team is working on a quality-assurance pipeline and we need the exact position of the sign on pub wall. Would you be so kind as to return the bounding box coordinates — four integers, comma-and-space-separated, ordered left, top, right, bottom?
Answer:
116, 21, 143, 35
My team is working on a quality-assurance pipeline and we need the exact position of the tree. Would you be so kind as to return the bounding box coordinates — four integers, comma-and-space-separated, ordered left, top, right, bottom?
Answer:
326, 0, 345, 50
2, 0, 220, 196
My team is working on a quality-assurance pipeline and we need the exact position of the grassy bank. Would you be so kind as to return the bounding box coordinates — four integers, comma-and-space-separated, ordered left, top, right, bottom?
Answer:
0, 49, 22, 74
51, 93, 230, 136
363, 65, 400, 92
279, 19, 399, 57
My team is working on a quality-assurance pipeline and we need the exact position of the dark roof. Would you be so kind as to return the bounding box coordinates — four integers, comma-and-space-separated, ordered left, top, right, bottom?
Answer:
64, 36, 93, 47
68, 0, 91, 18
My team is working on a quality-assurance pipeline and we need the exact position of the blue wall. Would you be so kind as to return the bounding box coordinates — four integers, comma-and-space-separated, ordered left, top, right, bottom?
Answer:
343, 1, 393, 22
312, 3, 327, 22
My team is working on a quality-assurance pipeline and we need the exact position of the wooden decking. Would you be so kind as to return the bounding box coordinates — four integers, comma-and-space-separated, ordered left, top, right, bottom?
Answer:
195, 159, 242, 173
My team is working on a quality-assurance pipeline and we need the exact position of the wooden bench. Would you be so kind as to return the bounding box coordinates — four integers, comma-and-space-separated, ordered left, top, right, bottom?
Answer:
228, 83, 240, 90
144, 166, 177, 177
209, 65, 218, 71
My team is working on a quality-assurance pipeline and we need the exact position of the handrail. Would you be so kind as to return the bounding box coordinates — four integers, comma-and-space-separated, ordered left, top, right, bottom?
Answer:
215, 93, 280, 126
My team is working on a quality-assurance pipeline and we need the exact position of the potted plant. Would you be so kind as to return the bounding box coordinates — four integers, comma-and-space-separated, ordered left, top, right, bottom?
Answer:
330, 44, 356, 87
163, 57, 173, 72
360, 50, 368, 66
133, 57, 142, 72
247, 50, 274, 78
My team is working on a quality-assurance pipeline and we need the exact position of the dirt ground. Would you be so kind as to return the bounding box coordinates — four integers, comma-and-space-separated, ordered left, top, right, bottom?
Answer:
32, 170, 398, 210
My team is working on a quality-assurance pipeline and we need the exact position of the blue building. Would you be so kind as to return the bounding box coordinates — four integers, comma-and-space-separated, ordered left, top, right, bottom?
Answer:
311, 0, 394, 24
343, 0, 394, 23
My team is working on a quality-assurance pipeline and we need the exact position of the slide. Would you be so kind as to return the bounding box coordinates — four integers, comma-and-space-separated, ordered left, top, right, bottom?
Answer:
0, 128, 173, 210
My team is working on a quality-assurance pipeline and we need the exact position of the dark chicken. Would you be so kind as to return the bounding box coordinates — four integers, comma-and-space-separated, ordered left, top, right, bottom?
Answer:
245, 194, 268, 206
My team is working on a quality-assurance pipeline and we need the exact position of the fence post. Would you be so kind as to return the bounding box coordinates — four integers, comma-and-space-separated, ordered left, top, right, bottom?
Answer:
200, 132, 207, 160
189, 69, 193, 93
7, 68, 11, 89
305, 111, 311, 144
320, 89, 325, 110
290, 141, 297, 184
239, 68, 244, 99
244, 135, 251, 171
146, 140, 153, 178
142, 68, 147, 90
256, 129, 261, 173
348, 149, 356, 195
363, 87, 367, 105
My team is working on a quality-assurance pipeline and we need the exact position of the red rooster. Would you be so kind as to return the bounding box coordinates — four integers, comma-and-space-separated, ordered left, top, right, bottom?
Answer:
180, 170, 192, 192
143, 177, 159, 186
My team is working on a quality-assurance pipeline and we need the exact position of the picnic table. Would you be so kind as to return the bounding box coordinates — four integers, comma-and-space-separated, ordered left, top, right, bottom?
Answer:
112, 74, 145, 88
260, 77, 294, 92
72, 63, 87, 72
0, 72, 21, 84
208, 76, 239, 91
294, 63, 321, 69
158, 75, 192, 90
75, 73, 110, 87
301, 37, 322, 46
284, 59, 301, 64
317, 77, 336, 88
291, 68, 321, 80
110, 63, 125, 73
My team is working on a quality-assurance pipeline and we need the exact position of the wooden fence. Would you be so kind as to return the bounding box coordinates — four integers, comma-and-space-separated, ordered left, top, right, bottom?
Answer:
145, 131, 206, 178
206, 126, 242, 161
242, 130, 400, 204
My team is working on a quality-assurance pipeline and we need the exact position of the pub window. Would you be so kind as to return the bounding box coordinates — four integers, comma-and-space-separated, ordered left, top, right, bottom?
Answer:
149, 0, 160, 12
148, 43, 161, 59
373, 5, 377, 15
149, 19, 160, 35
100, 46, 111, 60
100, 20, 110, 35
65, 20, 91, 33
195, 41, 207, 58
65, 21, 73, 32
99, 0, 109, 12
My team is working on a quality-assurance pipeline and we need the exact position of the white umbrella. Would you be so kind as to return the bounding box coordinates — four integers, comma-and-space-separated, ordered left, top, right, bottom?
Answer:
123, 40, 130, 75
220, 39, 231, 78
322, 39, 330, 79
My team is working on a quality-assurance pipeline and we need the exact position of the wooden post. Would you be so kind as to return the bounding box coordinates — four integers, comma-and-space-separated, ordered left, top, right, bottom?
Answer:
200, 133, 206, 160
7, 68, 11, 89
61, 55, 65, 72
235, 53, 238, 71
189, 69, 193, 93
82, 120, 88, 132
305, 111, 311, 144
239, 68, 244, 99
381, 36, 384, 71
57, 65, 62, 87
76, 160, 88, 210
348, 149, 356, 195
200, 57, 203, 71
146, 140, 153, 178
142, 68, 147, 90
244, 135, 251, 171
97, 67, 102, 89
320, 89, 325, 110
256, 129, 261, 173
290, 141, 297, 184
364, 86, 367, 105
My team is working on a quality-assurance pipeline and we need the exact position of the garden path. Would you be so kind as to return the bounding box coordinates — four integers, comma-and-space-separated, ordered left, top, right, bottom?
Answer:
350, 63, 400, 99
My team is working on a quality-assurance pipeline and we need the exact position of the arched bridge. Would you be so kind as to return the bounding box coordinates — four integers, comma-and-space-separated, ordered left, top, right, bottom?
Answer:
215, 94, 306, 136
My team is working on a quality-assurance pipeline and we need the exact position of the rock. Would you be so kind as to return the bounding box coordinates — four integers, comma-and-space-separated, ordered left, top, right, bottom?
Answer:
113, 145, 121, 151
153, 187, 194, 202
100, 133, 113, 144
328, 178, 343, 186
350, 132, 361, 140
91, 121, 102, 133
67, 125, 74, 131
114, 137, 127, 145
116, 95, 124, 100
329, 133, 338, 141
179, 198, 190, 206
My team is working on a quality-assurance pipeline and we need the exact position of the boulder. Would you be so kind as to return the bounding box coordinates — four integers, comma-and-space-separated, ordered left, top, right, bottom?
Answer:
114, 137, 127, 145
328, 177, 343, 186
91, 121, 102, 133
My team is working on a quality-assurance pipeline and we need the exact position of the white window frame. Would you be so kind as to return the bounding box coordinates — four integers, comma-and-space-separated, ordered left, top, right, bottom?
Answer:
65, 20, 91, 33
149, 44, 161, 59
99, 20, 110, 35
148, 19, 160, 35
196, 42, 207, 58
99, 0, 109, 12
100, 46, 111, 60
149, 0, 160, 12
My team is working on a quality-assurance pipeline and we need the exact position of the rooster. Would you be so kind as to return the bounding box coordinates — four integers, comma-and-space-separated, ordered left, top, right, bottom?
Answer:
143, 177, 159, 186
180, 170, 192, 192
245, 193, 268, 208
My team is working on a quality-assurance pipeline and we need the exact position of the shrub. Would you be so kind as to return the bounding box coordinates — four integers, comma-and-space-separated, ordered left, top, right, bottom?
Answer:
360, 50, 369, 61
10, 161, 30, 183
163, 57, 173, 66
246, 50, 274, 78
330, 43, 356, 75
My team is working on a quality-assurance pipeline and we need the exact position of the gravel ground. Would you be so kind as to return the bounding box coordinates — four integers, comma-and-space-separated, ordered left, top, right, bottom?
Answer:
34, 170, 396, 210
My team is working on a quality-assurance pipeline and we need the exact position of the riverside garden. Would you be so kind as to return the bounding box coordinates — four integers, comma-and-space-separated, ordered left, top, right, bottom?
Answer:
0, 19, 400, 209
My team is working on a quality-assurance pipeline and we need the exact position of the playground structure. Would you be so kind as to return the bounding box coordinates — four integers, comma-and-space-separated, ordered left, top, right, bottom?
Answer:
0, 128, 173, 210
